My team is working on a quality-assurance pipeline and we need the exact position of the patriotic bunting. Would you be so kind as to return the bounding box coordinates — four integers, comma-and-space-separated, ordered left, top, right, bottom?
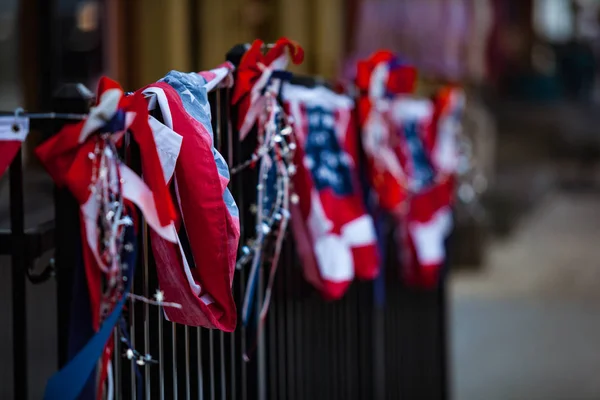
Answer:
11, 40, 464, 396
282, 83, 379, 299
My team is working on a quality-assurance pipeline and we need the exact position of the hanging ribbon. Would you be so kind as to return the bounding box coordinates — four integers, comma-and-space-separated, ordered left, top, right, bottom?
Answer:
43, 224, 137, 400
231, 37, 304, 140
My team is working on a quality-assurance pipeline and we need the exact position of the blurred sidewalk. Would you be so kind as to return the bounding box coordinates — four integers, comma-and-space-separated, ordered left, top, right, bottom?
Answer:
451, 97, 600, 399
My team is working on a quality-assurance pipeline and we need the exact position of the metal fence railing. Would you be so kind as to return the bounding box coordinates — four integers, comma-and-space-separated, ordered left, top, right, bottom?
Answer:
3, 83, 449, 400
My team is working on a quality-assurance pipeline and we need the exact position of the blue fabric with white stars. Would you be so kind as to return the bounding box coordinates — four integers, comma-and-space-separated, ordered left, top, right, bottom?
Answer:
402, 120, 435, 191
304, 106, 354, 196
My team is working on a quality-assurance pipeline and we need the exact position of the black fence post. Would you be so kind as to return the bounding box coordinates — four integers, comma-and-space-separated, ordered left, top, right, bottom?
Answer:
51, 83, 93, 368
9, 130, 28, 400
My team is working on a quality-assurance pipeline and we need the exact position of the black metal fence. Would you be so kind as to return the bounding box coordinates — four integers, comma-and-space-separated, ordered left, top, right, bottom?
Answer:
3, 83, 448, 400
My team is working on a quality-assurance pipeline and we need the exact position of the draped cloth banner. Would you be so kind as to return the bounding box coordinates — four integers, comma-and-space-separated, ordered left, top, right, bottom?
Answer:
37, 76, 177, 399
141, 64, 241, 331
231, 37, 304, 140
282, 82, 379, 300
355, 50, 462, 288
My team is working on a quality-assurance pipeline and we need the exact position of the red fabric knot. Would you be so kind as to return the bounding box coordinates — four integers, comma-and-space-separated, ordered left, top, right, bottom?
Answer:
36, 76, 176, 227
231, 37, 304, 139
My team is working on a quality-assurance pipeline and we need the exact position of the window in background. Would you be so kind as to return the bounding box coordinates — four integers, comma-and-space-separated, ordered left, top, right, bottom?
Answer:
58, 0, 104, 89
534, 0, 574, 43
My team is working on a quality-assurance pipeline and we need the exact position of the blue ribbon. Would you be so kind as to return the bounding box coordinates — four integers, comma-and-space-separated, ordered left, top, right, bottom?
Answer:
44, 225, 137, 400
373, 211, 387, 308
66, 230, 96, 400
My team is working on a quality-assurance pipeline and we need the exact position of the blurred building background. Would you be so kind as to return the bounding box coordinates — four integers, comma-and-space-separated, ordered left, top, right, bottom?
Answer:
1, 0, 600, 399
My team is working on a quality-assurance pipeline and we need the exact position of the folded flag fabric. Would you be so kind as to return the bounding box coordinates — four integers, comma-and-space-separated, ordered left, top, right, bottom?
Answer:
141, 65, 240, 331
355, 51, 418, 213
231, 37, 304, 140
390, 94, 455, 288
282, 82, 379, 299
431, 85, 466, 177
36, 76, 172, 400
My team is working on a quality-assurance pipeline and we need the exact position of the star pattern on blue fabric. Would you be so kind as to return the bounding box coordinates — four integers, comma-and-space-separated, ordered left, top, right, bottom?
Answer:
402, 120, 435, 191
304, 107, 353, 196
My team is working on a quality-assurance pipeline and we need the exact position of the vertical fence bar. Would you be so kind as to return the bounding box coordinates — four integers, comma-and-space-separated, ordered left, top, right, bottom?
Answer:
113, 328, 122, 398
53, 85, 93, 372
130, 289, 137, 399
214, 88, 229, 400
185, 326, 190, 400
172, 323, 178, 400
223, 86, 238, 400
142, 221, 151, 400
196, 328, 204, 400
219, 332, 226, 400
159, 305, 165, 400
209, 329, 216, 400
9, 149, 27, 400
438, 279, 449, 400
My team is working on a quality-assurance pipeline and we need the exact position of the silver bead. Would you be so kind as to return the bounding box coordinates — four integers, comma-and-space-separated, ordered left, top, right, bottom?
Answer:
88, 152, 96, 160
288, 165, 297, 176
289, 142, 297, 150
261, 223, 271, 234
281, 126, 293, 136
136, 359, 145, 366
126, 349, 134, 360
241, 246, 251, 255
273, 135, 283, 143
291, 194, 299, 204
274, 213, 282, 221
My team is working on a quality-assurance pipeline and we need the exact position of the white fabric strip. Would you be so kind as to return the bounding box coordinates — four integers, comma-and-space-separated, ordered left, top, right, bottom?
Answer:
0, 116, 29, 141
340, 215, 377, 247
281, 83, 354, 110
148, 116, 182, 183
408, 206, 452, 265
142, 87, 173, 128
308, 190, 354, 282
81, 162, 179, 274
390, 96, 434, 124
146, 91, 214, 306
79, 89, 122, 143
203, 65, 234, 92
314, 234, 355, 282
